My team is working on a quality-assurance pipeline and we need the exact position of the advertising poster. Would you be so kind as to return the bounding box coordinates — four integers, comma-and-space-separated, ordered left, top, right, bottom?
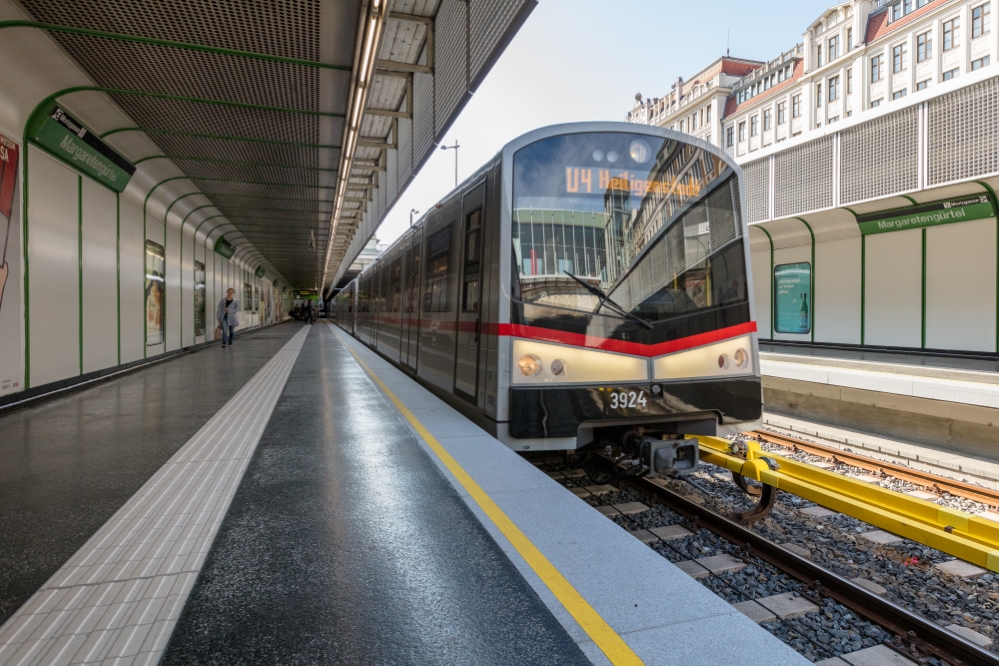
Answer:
145, 240, 165, 345
0, 132, 22, 394
261, 281, 272, 324
774, 262, 811, 334
274, 284, 284, 321
243, 283, 252, 312
194, 260, 206, 337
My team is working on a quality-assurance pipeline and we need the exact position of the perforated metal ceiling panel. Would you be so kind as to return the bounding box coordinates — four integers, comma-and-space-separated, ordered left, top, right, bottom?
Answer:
16, 0, 349, 288
15, 0, 536, 289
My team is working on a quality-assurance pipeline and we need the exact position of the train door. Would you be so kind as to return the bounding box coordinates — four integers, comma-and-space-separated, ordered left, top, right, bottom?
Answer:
402, 230, 422, 370
454, 184, 485, 402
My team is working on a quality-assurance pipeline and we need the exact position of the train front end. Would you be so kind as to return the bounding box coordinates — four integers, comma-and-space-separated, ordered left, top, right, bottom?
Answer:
500, 124, 760, 474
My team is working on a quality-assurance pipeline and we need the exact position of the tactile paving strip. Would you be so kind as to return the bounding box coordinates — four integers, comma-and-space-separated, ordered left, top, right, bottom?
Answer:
0, 326, 309, 666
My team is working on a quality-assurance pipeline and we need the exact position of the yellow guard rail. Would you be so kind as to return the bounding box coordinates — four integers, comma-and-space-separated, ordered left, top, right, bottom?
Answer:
694, 435, 999, 572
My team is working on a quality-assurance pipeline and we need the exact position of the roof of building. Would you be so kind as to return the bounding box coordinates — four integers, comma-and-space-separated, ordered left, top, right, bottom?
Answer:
722, 58, 805, 119
865, 0, 958, 44
678, 56, 763, 96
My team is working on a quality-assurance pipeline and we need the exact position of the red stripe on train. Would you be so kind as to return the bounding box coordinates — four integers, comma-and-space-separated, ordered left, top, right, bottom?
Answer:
493, 321, 757, 357
358, 317, 756, 358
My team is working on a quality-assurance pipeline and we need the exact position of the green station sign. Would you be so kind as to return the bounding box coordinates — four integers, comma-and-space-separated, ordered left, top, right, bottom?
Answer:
214, 237, 236, 259
294, 289, 319, 301
28, 104, 135, 192
856, 195, 995, 235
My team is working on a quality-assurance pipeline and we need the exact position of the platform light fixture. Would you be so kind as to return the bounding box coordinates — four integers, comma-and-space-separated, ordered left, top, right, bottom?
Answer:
322, 0, 387, 297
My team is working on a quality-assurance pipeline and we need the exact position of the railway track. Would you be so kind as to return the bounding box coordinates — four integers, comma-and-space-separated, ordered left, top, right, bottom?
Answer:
590, 454, 999, 666
752, 429, 999, 510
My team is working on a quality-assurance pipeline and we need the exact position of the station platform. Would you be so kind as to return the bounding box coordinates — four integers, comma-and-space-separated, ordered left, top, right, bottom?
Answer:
0, 322, 805, 665
760, 350, 999, 464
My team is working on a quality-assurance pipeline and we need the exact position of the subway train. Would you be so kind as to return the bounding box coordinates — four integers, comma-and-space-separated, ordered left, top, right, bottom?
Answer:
333, 122, 761, 476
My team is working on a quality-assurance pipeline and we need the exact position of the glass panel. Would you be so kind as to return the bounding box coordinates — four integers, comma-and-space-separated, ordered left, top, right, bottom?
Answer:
512, 132, 745, 324
463, 279, 479, 312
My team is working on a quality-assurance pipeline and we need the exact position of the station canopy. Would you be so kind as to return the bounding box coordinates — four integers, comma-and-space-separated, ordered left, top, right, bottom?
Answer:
10, 0, 535, 292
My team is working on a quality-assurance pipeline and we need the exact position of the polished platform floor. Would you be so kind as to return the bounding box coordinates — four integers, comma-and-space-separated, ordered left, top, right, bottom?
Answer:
0, 324, 585, 665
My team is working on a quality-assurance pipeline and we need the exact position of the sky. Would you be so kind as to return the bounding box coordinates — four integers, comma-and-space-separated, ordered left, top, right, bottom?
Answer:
372, 0, 834, 247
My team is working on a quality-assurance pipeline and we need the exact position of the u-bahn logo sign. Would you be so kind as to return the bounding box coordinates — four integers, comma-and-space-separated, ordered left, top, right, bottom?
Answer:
856, 195, 995, 235
28, 104, 136, 193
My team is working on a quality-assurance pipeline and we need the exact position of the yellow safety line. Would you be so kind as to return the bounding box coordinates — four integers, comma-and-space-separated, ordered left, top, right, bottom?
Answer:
331, 326, 643, 666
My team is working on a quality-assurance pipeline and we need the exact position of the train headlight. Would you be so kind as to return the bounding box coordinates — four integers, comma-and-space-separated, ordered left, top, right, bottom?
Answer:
629, 139, 651, 163
512, 339, 648, 385
518, 354, 543, 377
653, 335, 755, 381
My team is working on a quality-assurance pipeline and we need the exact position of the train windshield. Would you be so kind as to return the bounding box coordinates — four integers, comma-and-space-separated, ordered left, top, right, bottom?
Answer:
512, 132, 748, 324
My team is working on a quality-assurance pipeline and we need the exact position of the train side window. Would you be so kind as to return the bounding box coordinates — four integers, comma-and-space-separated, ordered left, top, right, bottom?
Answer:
408, 240, 421, 313
389, 258, 402, 311
463, 279, 480, 311
462, 208, 482, 312
424, 225, 451, 312
465, 209, 482, 264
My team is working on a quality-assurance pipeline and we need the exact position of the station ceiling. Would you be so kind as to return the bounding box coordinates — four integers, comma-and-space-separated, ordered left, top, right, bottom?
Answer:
11, 0, 535, 291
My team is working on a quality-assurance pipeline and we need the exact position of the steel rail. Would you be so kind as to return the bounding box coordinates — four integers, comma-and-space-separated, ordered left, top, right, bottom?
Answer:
754, 430, 999, 509
594, 458, 999, 666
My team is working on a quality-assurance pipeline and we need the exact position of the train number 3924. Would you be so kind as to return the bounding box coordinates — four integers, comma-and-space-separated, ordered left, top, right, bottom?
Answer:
609, 390, 648, 410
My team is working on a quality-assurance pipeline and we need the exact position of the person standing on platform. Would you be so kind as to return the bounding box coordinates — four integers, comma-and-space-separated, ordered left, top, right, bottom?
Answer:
305, 300, 315, 325
217, 287, 240, 348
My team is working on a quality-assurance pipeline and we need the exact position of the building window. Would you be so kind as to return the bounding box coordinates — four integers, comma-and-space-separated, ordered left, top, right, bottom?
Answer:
917, 31, 932, 62
763, 109, 772, 131
828, 116, 840, 124
943, 67, 959, 80
892, 2, 902, 21
706, 105, 712, 122
847, 110, 853, 117
847, 68, 854, 94
871, 54, 883, 82
847, 27, 854, 51
816, 83, 822, 107
726, 127, 734, 147
871, 98, 882, 108
829, 76, 840, 102
893, 89, 907, 99
738, 121, 746, 141
777, 101, 787, 124
751, 115, 759, 136
972, 55, 991, 69
917, 79, 930, 90
943, 18, 960, 51
792, 94, 802, 118
893, 43, 908, 72
817, 45, 823, 67
973, 3, 991, 38
829, 35, 841, 61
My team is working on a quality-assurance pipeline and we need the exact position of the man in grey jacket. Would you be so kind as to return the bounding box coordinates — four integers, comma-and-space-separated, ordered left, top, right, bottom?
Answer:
217, 288, 240, 348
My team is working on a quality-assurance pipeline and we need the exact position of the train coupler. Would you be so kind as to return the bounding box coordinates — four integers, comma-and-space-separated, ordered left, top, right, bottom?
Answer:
638, 437, 699, 477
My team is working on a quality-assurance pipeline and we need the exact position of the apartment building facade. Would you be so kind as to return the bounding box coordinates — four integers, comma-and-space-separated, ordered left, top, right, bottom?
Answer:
627, 0, 999, 358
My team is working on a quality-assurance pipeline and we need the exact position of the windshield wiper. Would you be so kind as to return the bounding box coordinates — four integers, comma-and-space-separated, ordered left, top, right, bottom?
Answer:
563, 271, 653, 329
